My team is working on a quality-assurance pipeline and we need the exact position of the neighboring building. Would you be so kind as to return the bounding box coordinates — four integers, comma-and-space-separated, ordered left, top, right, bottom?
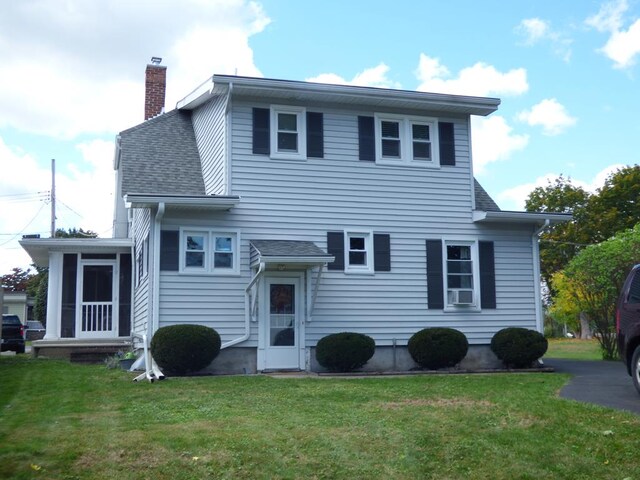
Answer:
2, 291, 32, 323
21, 60, 569, 371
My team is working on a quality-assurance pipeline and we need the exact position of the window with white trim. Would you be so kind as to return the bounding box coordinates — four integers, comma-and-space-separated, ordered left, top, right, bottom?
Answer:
375, 114, 439, 166
445, 242, 478, 307
345, 232, 373, 273
181, 230, 239, 274
270, 106, 306, 160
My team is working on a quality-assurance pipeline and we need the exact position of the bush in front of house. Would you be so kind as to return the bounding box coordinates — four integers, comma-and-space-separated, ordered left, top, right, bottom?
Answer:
408, 327, 469, 369
150, 324, 221, 375
490, 327, 548, 368
315, 332, 376, 372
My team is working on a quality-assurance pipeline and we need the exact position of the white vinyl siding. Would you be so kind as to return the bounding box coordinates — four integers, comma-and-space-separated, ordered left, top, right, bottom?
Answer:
192, 94, 228, 195
132, 208, 151, 337
156, 101, 537, 347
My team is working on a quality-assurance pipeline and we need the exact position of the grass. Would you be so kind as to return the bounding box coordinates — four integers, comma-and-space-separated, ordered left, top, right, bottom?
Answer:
545, 338, 603, 360
2, 356, 640, 479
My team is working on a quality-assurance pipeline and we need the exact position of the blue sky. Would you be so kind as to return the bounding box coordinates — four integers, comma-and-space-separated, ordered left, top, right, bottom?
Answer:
1, 0, 639, 274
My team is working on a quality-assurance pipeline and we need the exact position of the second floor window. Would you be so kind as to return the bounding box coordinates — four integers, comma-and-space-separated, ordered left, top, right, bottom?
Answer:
375, 114, 438, 166
271, 106, 306, 160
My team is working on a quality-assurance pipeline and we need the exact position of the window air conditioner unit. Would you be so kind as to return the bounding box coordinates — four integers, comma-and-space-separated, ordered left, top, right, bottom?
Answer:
449, 289, 474, 305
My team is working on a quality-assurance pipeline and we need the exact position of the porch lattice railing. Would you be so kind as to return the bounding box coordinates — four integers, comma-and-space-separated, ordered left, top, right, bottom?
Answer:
81, 302, 113, 333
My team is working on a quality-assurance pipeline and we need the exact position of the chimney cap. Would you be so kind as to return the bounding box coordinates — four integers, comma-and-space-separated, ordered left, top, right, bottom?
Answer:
150, 56, 162, 65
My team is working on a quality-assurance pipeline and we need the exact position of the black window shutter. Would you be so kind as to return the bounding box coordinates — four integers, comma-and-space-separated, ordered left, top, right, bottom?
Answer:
307, 112, 324, 158
160, 230, 179, 271
373, 234, 391, 272
439, 122, 455, 166
327, 231, 344, 271
479, 241, 497, 309
358, 116, 375, 161
252, 108, 270, 155
426, 239, 444, 309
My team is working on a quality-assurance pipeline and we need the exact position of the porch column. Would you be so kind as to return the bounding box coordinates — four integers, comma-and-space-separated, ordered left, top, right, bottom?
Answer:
44, 252, 63, 340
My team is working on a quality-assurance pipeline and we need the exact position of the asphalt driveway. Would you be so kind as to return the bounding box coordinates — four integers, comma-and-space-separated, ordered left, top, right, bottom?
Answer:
545, 358, 640, 415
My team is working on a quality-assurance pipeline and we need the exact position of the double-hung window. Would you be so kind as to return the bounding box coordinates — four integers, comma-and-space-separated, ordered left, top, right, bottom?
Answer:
181, 229, 239, 274
445, 242, 477, 307
345, 232, 373, 274
270, 106, 306, 160
375, 114, 438, 166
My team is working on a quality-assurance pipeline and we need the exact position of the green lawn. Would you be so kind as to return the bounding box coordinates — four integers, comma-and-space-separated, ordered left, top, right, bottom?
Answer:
545, 338, 603, 360
1, 356, 639, 480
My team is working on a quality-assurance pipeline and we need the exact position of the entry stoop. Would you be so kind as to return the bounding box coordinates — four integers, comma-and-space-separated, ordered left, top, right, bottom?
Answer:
32, 338, 132, 363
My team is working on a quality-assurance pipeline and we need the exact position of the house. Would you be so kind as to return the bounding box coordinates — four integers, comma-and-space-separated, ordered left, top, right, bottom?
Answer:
2, 291, 33, 323
21, 59, 569, 371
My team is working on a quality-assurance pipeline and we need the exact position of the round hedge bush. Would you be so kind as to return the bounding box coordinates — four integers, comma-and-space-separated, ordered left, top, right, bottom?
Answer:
490, 327, 548, 368
408, 328, 469, 370
150, 324, 221, 375
315, 332, 375, 372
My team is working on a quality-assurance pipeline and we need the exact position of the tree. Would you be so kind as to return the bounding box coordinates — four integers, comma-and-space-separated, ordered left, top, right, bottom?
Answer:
559, 224, 640, 359
525, 176, 591, 292
583, 165, 640, 243
54, 227, 97, 239
1, 267, 36, 292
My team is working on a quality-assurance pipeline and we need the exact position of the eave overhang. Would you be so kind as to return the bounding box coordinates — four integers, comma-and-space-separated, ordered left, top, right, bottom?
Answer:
177, 75, 500, 117
19, 238, 133, 267
124, 194, 240, 212
473, 210, 572, 225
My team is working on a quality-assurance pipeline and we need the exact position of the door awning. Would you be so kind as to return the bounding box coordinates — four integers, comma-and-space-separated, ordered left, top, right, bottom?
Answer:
250, 240, 334, 267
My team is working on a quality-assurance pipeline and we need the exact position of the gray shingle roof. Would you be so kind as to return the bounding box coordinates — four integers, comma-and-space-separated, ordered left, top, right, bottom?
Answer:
250, 240, 330, 258
474, 179, 501, 211
119, 110, 205, 196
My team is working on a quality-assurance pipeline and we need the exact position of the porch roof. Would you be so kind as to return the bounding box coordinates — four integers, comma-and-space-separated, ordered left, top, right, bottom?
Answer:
19, 238, 133, 267
250, 240, 334, 266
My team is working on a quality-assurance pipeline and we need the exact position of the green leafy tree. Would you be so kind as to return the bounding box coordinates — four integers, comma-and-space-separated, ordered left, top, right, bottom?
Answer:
561, 224, 640, 359
525, 176, 591, 292
54, 228, 97, 239
583, 165, 640, 243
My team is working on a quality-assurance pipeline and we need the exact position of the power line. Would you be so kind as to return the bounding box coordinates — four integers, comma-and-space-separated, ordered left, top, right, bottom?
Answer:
0, 203, 47, 248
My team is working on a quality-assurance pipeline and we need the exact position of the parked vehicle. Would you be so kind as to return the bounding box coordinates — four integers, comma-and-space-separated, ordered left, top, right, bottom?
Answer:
25, 320, 46, 341
616, 264, 640, 394
1, 314, 26, 354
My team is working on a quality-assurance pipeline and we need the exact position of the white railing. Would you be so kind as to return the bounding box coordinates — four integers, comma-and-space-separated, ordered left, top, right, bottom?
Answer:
81, 302, 113, 333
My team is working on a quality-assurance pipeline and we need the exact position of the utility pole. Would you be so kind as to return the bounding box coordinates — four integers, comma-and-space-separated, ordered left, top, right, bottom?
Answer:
51, 158, 56, 238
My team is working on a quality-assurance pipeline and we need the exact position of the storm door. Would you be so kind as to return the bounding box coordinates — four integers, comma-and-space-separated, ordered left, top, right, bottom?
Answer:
263, 275, 302, 370
76, 261, 118, 338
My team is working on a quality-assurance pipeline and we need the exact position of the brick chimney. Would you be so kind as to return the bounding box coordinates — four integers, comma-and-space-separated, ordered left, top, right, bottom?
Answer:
144, 57, 166, 120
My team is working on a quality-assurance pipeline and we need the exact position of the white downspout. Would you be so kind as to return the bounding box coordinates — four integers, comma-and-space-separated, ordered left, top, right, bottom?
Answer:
532, 220, 550, 334
150, 203, 165, 338
222, 261, 265, 349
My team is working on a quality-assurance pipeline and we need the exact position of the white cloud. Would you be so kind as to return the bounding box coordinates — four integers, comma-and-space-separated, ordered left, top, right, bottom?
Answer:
0, 136, 115, 273
517, 18, 551, 45
515, 18, 573, 62
471, 116, 529, 174
497, 164, 626, 211
586, 0, 640, 69
306, 63, 401, 89
415, 54, 528, 97
517, 98, 577, 136
0, 0, 270, 138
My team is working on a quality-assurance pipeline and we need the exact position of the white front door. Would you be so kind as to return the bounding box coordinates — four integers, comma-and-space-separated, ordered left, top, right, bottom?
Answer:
76, 261, 118, 338
262, 275, 303, 370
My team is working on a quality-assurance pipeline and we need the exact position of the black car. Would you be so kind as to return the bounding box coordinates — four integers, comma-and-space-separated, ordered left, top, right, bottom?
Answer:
616, 264, 640, 394
1, 314, 26, 354
25, 320, 46, 341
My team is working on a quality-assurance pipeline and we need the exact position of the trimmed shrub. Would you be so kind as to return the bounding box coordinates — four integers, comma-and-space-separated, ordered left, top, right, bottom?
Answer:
151, 324, 221, 375
316, 332, 375, 372
408, 328, 469, 369
490, 327, 548, 368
